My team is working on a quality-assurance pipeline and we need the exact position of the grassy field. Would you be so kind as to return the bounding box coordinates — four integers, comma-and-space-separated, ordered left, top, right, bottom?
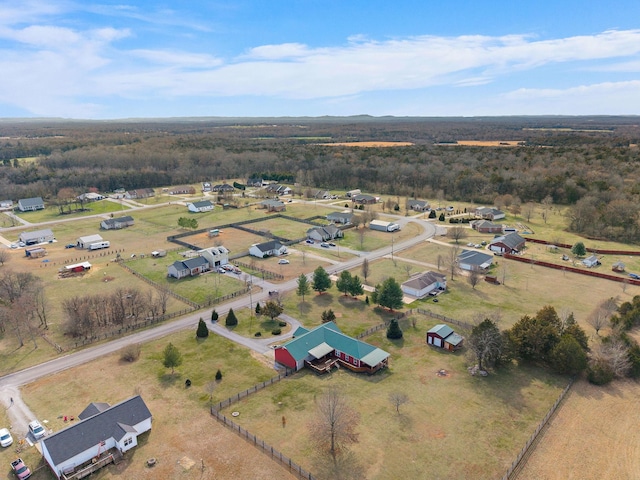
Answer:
220, 306, 293, 339
1, 329, 297, 480
13, 200, 130, 223
220, 319, 568, 480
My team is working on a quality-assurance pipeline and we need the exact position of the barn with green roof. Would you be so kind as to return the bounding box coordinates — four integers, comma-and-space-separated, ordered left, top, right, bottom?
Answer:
274, 322, 389, 374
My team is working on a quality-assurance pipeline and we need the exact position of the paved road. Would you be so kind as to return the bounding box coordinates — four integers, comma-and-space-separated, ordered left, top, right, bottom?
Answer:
0, 216, 436, 437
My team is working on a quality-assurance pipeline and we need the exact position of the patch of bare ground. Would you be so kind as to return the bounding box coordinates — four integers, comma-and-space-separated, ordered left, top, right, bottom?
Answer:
516, 379, 640, 480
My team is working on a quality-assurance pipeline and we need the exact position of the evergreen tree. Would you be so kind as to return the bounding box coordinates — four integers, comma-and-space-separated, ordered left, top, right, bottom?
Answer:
211, 309, 219, 323
196, 318, 209, 338
377, 277, 404, 311
255, 302, 262, 315
365, 295, 370, 305
386, 319, 403, 339
429, 210, 436, 219
296, 273, 311, 302
321, 309, 336, 323
215, 369, 223, 381
312, 266, 332, 294
225, 308, 238, 326
571, 241, 586, 257
549, 335, 588, 375
163, 342, 182, 375
336, 271, 352, 296
438, 212, 445, 221
348, 275, 364, 297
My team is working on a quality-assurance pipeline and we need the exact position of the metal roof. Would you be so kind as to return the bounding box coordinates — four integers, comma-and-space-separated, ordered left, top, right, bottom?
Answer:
428, 324, 454, 338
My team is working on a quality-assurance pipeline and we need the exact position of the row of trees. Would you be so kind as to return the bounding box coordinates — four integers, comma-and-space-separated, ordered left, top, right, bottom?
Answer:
0, 270, 47, 348
62, 288, 169, 338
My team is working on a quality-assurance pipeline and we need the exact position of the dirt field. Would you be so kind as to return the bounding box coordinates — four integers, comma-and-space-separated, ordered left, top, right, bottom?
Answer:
516, 378, 640, 480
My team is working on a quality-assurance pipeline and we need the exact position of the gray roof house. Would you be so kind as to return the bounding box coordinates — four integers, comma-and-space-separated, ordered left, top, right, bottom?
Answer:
40, 395, 152, 480
187, 200, 214, 213
249, 240, 288, 258
18, 197, 45, 212
475, 207, 506, 221
100, 216, 134, 230
457, 250, 494, 271
407, 199, 430, 211
168, 256, 210, 279
306, 225, 343, 242
19, 228, 55, 245
489, 232, 526, 254
401, 271, 446, 299
326, 212, 354, 224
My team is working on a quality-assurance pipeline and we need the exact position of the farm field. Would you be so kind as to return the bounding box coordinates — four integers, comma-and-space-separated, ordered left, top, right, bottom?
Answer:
516, 378, 640, 480
220, 319, 568, 480
1, 329, 297, 480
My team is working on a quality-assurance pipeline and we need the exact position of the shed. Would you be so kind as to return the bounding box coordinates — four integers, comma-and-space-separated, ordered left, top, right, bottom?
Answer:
612, 261, 626, 272
426, 324, 464, 351
77, 234, 104, 249
369, 220, 400, 232
582, 255, 600, 268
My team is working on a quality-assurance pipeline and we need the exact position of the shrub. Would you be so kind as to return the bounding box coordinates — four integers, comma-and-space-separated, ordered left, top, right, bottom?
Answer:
254, 332, 262, 337
120, 343, 141, 362
271, 328, 282, 335
211, 309, 219, 323
225, 308, 238, 326
279, 321, 287, 327
587, 359, 614, 385
215, 369, 223, 381
196, 318, 209, 338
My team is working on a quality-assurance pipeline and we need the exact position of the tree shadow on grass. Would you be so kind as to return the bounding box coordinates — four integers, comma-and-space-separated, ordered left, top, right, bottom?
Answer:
158, 372, 182, 388
297, 301, 312, 315
312, 292, 335, 307
337, 296, 366, 311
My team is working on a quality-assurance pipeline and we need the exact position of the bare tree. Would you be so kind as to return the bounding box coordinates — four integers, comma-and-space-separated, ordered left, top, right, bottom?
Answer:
205, 380, 217, 407
522, 203, 535, 222
404, 264, 413, 278
388, 392, 409, 414
437, 254, 444, 271
591, 338, 631, 378
500, 262, 508, 286
468, 270, 481, 289
361, 258, 370, 284
447, 225, 468, 244
0, 249, 9, 266
445, 245, 460, 280
358, 227, 366, 249
540, 195, 553, 224
309, 388, 360, 460
586, 307, 609, 336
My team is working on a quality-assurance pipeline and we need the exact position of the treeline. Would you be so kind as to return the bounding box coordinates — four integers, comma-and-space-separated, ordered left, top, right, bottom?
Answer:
1, 118, 640, 242
62, 287, 169, 338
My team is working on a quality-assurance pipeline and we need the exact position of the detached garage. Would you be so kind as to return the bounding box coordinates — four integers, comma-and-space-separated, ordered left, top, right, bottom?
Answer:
426, 324, 464, 351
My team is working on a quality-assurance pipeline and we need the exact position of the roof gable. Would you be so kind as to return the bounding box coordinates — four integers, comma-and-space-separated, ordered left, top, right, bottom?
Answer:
42, 396, 152, 466
458, 250, 493, 265
428, 324, 454, 338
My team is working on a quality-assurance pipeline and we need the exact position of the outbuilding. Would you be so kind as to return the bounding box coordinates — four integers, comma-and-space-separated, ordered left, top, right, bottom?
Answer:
426, 324, 464, 351
369, 220, 400, 232
77, 234, 104, 249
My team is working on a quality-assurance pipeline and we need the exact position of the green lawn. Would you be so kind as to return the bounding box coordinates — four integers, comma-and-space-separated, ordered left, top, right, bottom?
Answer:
221, 319, 568, 480
13, 200, 130, 223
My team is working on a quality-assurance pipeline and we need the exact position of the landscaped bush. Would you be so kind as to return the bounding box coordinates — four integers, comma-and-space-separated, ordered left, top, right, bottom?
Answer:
254, 332, 262, 337
271, 328, 282, 335
278, 321, 287, 327
119, 343, 141, 362
196, 318, 209, 338
587, 359, 614, 385
215, 369, 223, 381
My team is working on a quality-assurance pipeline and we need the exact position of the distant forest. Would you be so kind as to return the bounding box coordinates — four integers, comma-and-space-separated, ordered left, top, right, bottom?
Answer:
1, 116, 639, 242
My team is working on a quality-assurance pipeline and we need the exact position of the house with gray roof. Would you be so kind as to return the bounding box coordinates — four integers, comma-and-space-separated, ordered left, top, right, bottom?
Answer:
100, 216, 134, 230
326, 211, 354, 224
407, 199, 430, 212
401, 271, 446, 298
274, 322, 389, 374
40, 395, 152, 479
19, 228, 55, 245
489, 232, 526, 254
187, 200, 214, 213
426, 324, 464, 351
474, 207, 506, 221
167, 256, 210, 279
457, 250, 494, 271
260, 199, 286, 212
18, 196, 45, 212
306, 224, 343, 242
351, 194, 378, 205
249, 240, 288, 259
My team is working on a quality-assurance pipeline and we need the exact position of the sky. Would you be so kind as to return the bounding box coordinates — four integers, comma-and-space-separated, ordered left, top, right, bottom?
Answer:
1, 0, 640, 119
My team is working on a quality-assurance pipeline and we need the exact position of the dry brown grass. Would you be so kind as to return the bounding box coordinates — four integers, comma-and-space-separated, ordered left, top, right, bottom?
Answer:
516, 378, 640, 480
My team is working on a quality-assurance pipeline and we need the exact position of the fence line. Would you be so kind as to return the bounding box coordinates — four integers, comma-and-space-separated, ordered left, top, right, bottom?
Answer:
202, 287, 251, 307
233, 261, 284, 281
211, 370, 294, 411
501, 378, 575, 480
525, 237, 640, 255
68, 307, 194, 349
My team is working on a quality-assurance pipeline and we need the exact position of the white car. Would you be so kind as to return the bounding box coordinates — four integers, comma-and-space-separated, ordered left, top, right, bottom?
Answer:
278, 259, 290, 264
0, 427, 13, 447
28, 420, 46, 440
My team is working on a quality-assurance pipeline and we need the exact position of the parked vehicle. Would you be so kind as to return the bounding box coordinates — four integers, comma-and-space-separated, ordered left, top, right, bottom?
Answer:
0, 428, 13, 447
629, 273, 640, 280
320, 243, 330, 248
305, 239, 314, 244
65, 243, 75, 249
11, 458, 31, 479
10, 244, 17, 249
328, 242, 336, 247
28, 420, 45, 440
278, 259, 290, 264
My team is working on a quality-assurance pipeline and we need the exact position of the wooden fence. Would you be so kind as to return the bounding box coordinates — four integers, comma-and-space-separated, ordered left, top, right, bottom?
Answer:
525, 237, 640, 255
233, 261, 284, 280
501, 378, 575, 480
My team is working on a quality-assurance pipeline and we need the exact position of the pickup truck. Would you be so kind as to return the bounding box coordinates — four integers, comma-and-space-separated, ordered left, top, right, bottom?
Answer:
11, 458, 31, 479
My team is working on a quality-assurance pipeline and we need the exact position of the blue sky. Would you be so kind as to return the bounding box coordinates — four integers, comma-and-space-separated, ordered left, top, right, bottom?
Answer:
1, 0, 640, 119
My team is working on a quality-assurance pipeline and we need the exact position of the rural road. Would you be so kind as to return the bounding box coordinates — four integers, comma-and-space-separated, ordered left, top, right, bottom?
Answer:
0, 216, 436, 438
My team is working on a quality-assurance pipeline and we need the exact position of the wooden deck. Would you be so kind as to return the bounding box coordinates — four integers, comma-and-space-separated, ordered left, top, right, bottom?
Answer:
62, 449, 123, 480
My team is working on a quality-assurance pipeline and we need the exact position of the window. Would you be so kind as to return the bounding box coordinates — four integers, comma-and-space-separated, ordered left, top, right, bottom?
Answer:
124, 438, 133, 447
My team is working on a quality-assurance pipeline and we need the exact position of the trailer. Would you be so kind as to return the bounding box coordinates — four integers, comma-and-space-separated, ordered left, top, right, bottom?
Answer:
25, 247, 47, 258
88, 241, 110, 250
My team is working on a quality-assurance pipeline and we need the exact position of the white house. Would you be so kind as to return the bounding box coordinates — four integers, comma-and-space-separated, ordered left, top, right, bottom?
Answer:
457, 250, 494, 271
475, 207, 506, 221
18, 197, 45, 212
198, 246, 229, 268
401, 271, 446, 298
582, 255, 600, 268
249, 240, 288, 258
40, 395, 152, 480
19, 228, 55, 245
187, 200, 214, 213
100, 216, 134, 230
77, 234, 104, 249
